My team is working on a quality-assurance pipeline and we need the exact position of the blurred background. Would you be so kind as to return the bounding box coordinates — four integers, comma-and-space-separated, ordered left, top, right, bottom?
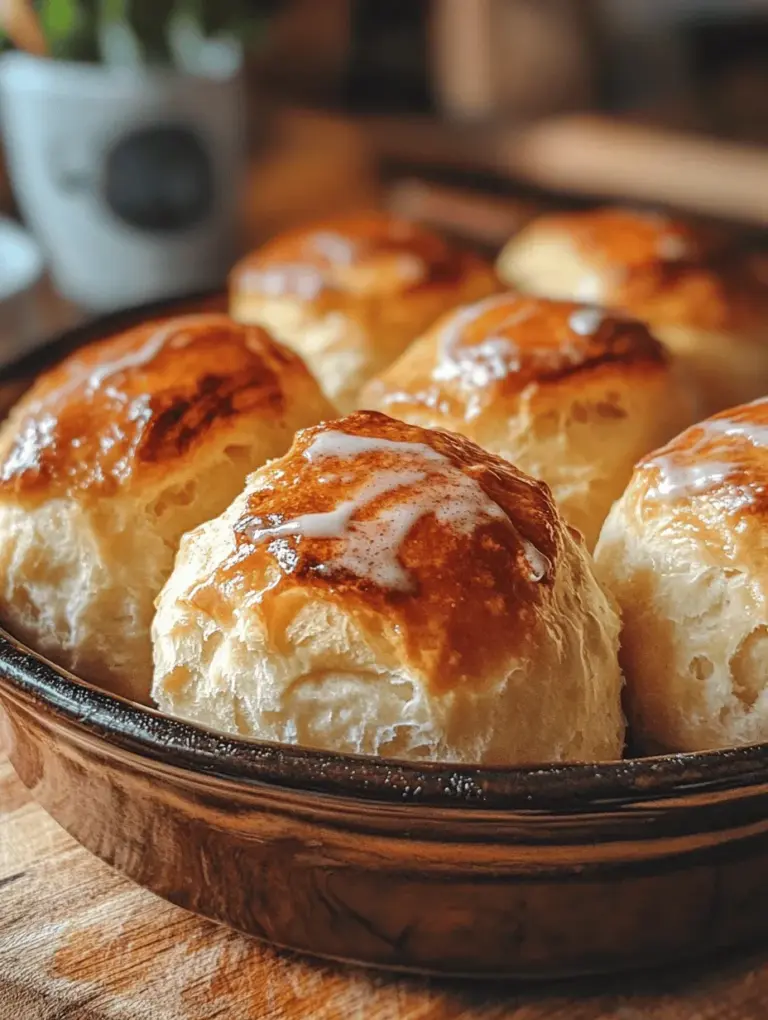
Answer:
1, 0, 767, 359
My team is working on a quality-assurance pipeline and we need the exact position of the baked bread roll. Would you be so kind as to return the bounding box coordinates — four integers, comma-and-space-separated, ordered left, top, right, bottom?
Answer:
496, 207, 767, 416
0, 313, 333, 703
360, 293, 697, 549
595, 397, 768, 753
152, 410, 625, 764
229, 212, 500, 411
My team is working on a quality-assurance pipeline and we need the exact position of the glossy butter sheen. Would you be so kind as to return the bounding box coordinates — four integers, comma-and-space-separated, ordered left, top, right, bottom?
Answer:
2, 290, 768, 980
185, 411, 560, 694
0, 314, 308, 500
640, 397, 768, 510
230, 211, 484, 300
543, 207, 714, 271
368, 294, 667, 422
245, 429, 522, 591
525, 209, 765, 333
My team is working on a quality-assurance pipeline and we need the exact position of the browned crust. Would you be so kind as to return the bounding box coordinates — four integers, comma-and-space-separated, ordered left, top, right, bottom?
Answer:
229, 211, 494, 301
522, 208, 765, 333
186, 411, 566, 694
634, 397, 768, 521
361, 294, 668, 419
0, 314, 312, 499
543, 207, 724, 271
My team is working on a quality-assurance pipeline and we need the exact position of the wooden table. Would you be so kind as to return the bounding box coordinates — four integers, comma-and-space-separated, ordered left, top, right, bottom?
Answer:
2, 108, 768, 1020
3, 740, 768, 1019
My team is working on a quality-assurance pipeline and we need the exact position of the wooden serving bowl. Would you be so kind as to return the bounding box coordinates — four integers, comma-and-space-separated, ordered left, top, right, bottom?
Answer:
1, 297, 768, 979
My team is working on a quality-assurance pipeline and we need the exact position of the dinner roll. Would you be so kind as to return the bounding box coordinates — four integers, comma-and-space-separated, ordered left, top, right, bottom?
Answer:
497, 207, 767, 415
0, 314, 333, 703
152, 411, 624, 765
229, 212, 499, 411
360, 293, 697, 549
595, 397, 768, 753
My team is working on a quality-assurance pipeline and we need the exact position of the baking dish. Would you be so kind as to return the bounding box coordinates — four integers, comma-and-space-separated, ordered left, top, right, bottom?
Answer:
1, 295, 768, 978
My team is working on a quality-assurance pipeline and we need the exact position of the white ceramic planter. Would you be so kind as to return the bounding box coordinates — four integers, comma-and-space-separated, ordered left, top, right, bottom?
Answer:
0, 216, 46, 364
0, 52, 244, 310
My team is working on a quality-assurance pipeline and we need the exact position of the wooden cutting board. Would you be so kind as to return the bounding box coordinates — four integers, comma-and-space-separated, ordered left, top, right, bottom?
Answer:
3, 739, 768, 1019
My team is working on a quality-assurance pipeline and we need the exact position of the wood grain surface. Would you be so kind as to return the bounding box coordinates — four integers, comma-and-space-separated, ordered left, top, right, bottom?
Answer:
2, 739, 768, 1019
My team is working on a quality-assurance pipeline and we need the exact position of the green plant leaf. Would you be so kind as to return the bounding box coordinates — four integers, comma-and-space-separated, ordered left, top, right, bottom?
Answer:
3, 0, 273, 64
40, 0, 78, 43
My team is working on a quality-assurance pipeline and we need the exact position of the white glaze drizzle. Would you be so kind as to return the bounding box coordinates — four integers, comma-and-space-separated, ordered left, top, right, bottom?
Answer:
568, 306, 604, 336
85, 321, 177, 391
3, 321, 202, 478
304, 430, 445, 464
644, 400, 768, 502
240, 263, 324, 300
24, 321, 179, 416
0, 413, 57, 479
434, 335, 520, 389
248, 430, 549, 588
310, 231, 357, 266
375, 385, 452, 416
242, 233, 426, 296
259, 468, 426, 589
434, 298, 601, 401
522, 540, 549, 582
434, 295, 528, 388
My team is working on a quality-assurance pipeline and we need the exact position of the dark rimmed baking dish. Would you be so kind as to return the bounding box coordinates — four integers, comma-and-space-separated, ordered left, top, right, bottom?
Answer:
1, 294, 768, 979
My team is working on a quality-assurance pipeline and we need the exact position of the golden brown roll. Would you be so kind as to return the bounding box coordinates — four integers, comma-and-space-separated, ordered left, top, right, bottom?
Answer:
0, 313, 334, 703
360, 293, 697, 549
496, 207, 768, 416
229, 212, 500, 411
152, 410, 624, 765
595, 397, 768, 753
